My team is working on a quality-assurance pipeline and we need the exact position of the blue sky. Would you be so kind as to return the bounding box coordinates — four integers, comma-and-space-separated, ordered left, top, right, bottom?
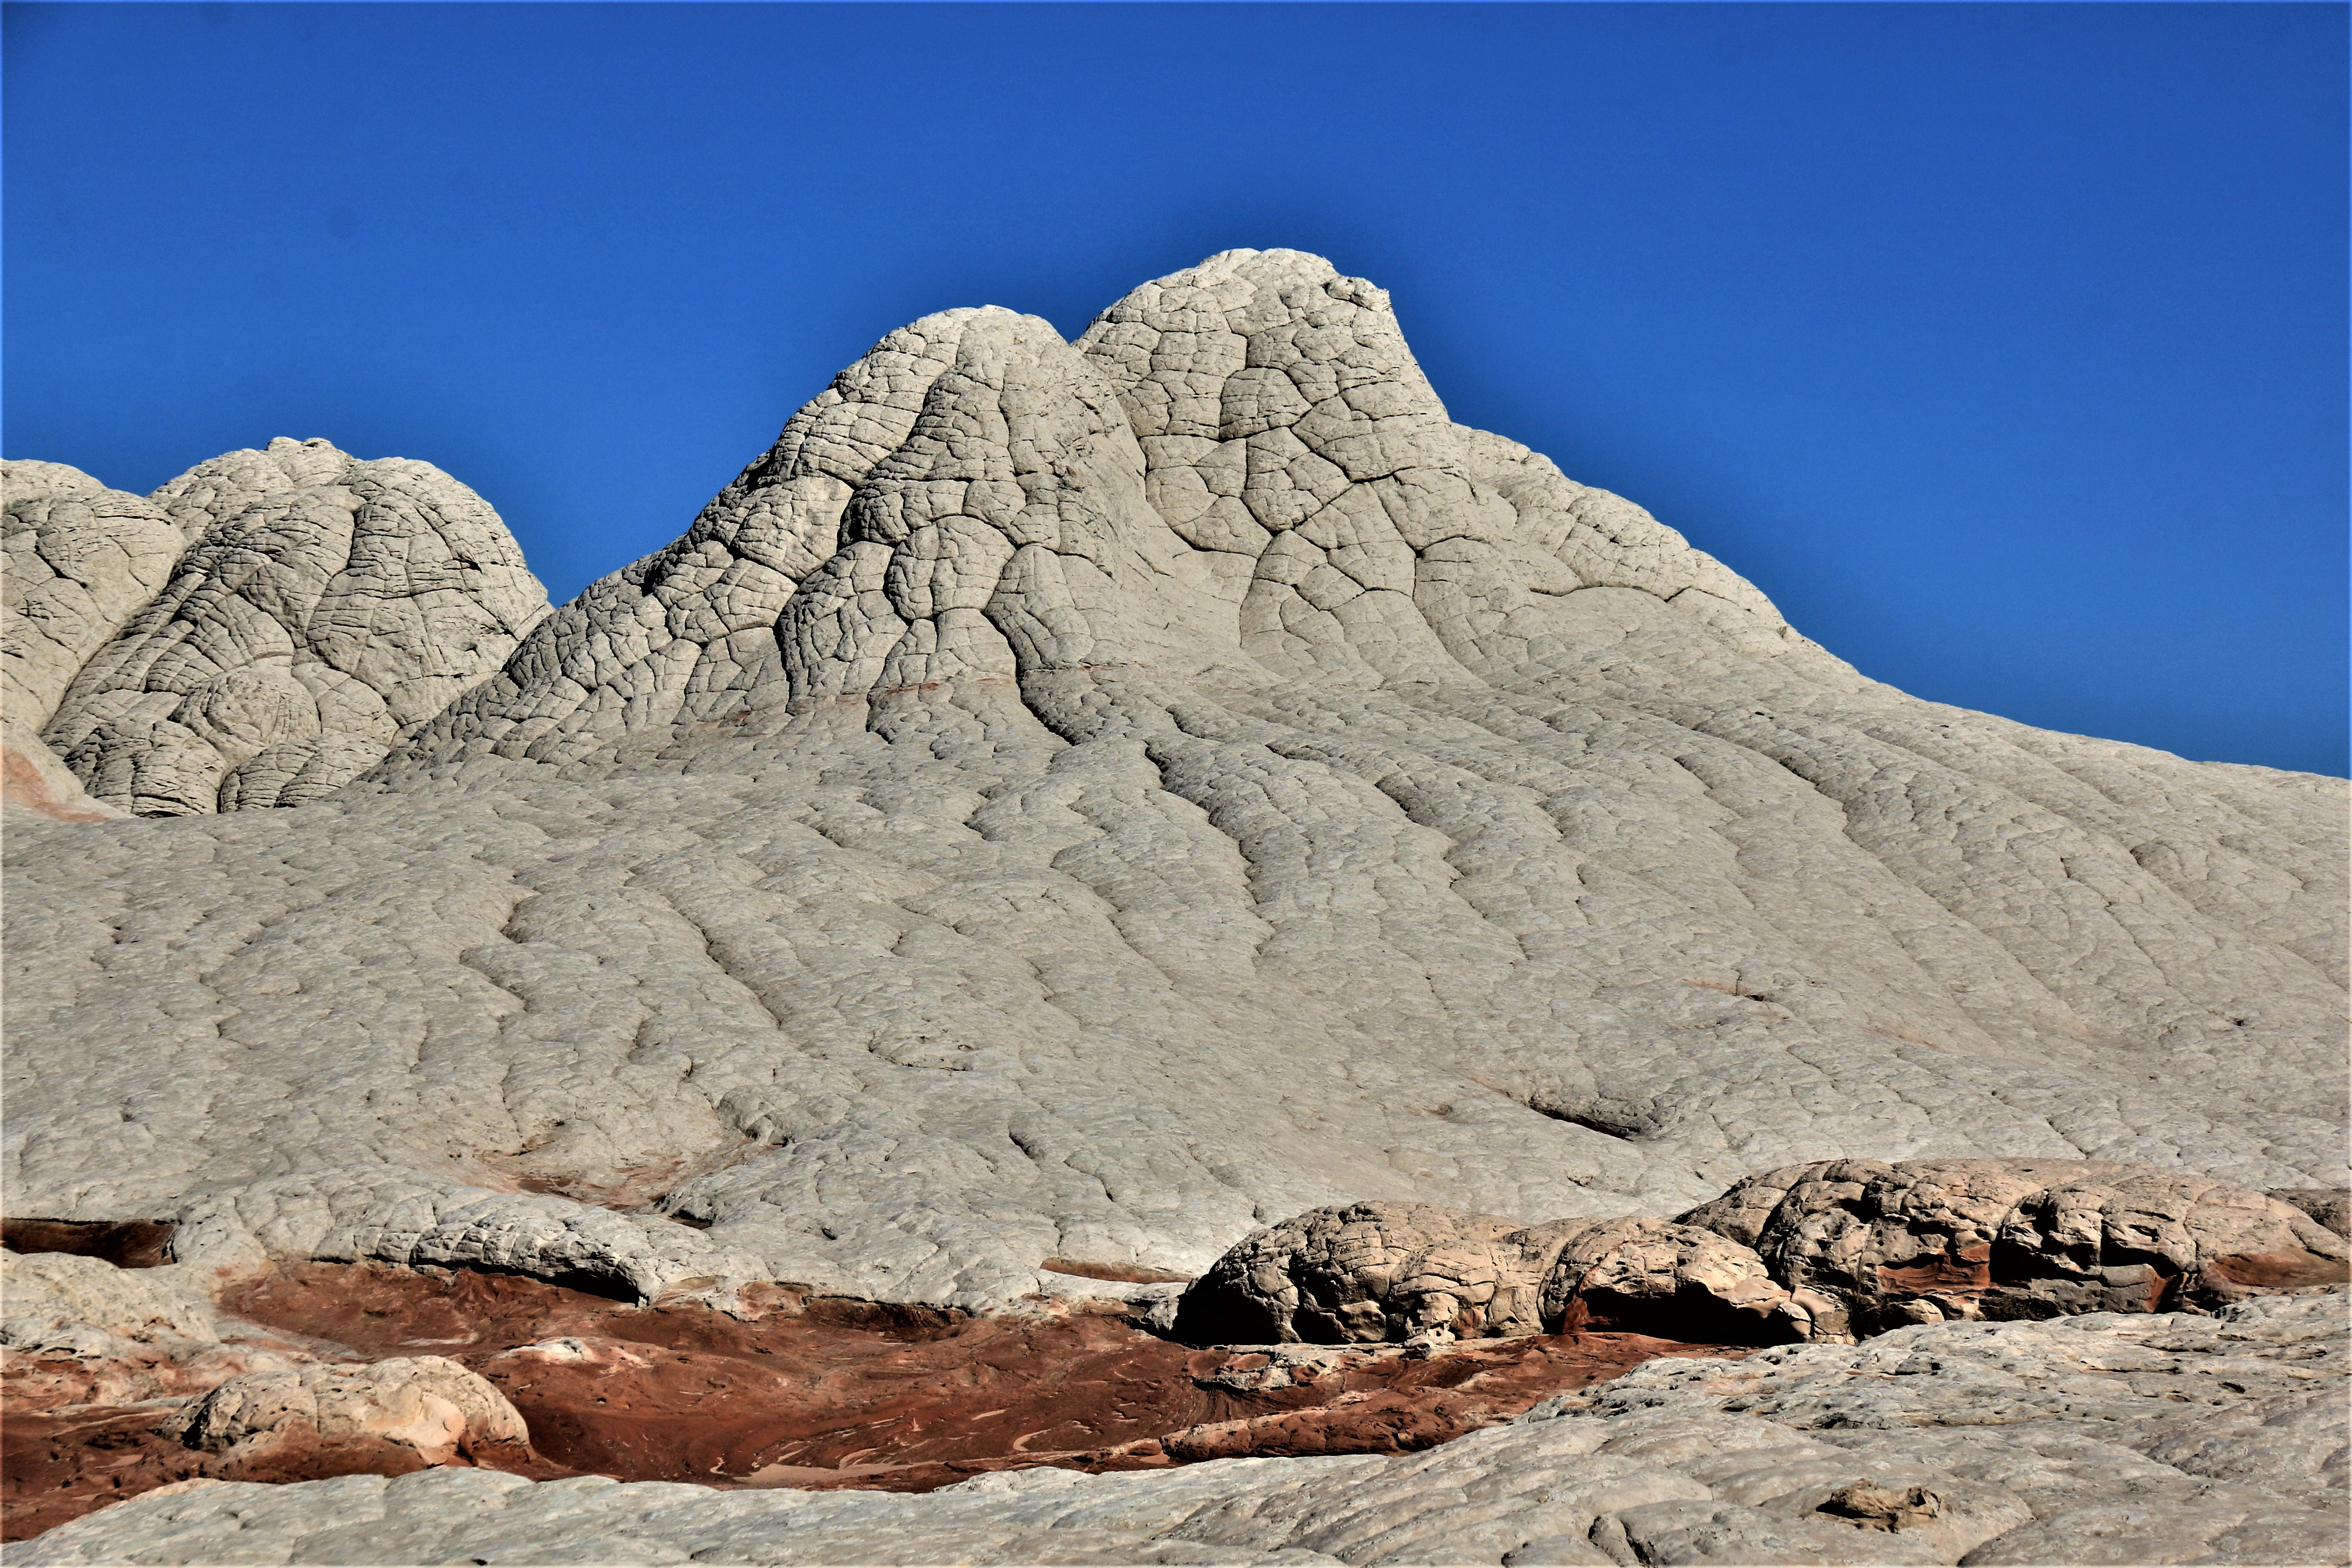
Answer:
6, 3, 2344, 775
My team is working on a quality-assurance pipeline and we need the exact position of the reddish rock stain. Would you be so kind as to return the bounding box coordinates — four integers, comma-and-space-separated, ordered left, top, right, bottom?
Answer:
3, 1261, 1743, 1540
2, 1221, 175, 1271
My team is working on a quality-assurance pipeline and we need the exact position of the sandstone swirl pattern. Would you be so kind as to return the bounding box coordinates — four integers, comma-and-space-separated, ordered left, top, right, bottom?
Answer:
4, 249, 2344, 1316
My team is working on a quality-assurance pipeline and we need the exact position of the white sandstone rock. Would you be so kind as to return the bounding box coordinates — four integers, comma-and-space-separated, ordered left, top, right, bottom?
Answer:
40, 438, 548, 815
164, 1354, 527, 1466
3, 251, 2342, 1323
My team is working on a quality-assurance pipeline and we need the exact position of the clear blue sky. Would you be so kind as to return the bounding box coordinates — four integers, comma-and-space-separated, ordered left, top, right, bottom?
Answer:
6, 3, 2344, 775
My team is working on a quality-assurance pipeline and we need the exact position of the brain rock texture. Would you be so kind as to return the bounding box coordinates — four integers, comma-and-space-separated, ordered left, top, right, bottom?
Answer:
1174, 1161, 2350, 1350
4, 248, 2346, 1320
28, 438, 549, 816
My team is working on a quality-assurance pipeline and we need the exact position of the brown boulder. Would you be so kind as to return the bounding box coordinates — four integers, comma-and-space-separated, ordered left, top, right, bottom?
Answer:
1175, 1203, 1803, 1347
1681, 1158, 2350, 1336
1172, 1201, 1534, 1344
1539, 1217, 1809, 1344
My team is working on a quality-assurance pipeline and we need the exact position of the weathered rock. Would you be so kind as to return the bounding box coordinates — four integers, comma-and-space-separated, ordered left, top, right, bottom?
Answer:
0, 1248, 308, 1410
1, 1249, 214, 1348
15, 1289, 2345, 1567
1540, 1218, 1806, 1344
1681, 1158, 2351, 1336
4, 248, 2343, 1321
1176, 1207, 1804, 1349
40, 438, 548, 815
2270, 1186, 2352, 1238
1173, 1200, 1532, 1344
2, 462, 185, 737
2, 461, 186, 821
165, 1356, 527, 1468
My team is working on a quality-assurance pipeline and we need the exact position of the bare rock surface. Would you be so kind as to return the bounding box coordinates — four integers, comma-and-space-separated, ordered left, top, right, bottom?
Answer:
17, 1289, 2345, 1566
2, 462, 186, 738
0, 1248, 323, 1412
2, 461, 185, 821
1, 1250, 224, 1406
36, 438, 548, 815
4, 248, 2345, 1330
1176, 1160, 2348, 1352
163, 1355, 526, 1468
1682, 1158, 2351, 1335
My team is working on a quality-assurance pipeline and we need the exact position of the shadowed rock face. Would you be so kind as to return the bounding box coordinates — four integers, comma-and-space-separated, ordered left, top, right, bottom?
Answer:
3, 248, 2344, 1326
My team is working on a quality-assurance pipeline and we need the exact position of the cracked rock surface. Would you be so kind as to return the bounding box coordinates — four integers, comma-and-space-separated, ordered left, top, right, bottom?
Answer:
35, 438, 548, 816
1176, 1162, 2349, 1350
162, 1355, 527, 1468
5, 247, 2345, 1322
18, 1290, 2346, 1566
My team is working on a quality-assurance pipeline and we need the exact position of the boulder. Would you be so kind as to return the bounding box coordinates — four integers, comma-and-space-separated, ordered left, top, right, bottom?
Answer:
1173, 1201, 1532, 1344
167, 1356, 528, 1469
1177, 1204, 1804, 1346
1681, 1158, 2351, 1335
1539, 1218, 1807, 1344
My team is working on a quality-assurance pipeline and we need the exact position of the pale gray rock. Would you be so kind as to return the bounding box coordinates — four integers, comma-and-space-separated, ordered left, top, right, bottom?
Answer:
39, 438, 548, 815
2, 461, 186, 820
163, 1355, 527, 1466
144, 435, 353, 542
3, 250, 2344, 1321
3, 461, 186, 735
166, 1166, 771, 1305
20, 1292, 2345, 1565
1, 1248, 217, 1354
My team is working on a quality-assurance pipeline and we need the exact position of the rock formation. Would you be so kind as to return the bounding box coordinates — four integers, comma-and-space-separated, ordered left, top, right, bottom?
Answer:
1174, 1159, 2349, 1351
3, 248, 2346, 1560
21, 438, 548, 816
164, 1356, 527, 1470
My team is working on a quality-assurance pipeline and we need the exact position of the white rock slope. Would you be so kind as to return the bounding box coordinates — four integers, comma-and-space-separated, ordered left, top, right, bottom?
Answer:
4, 250, 2343, 1315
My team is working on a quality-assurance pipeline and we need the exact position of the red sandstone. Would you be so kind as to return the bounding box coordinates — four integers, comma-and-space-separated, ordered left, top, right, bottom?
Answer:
2, 1255, 1741, 1540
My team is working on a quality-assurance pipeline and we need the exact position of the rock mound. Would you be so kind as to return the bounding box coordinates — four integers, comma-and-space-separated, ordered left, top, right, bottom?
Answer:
1179, 1158, 2350, 1346
3, 250, 2343, 1317
38, 438, 547, 815
165, 1356, 527, 1470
